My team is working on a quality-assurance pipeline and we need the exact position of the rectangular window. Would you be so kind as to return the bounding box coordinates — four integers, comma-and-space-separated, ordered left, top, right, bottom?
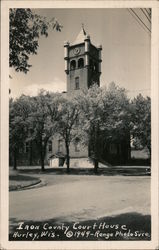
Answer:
24, 142, 29, 153
75, 143, 80, 152
74, 138, 80, 152
48, 141, 52, 152
58, 139, 63, 152
110, 143, 117, 154
75, 77, 79, 90
19, 148, 23, 154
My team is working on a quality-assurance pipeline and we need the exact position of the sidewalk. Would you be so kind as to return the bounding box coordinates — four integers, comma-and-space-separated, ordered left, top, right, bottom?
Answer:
9, 157, 150, 191
10, 162, 150, 182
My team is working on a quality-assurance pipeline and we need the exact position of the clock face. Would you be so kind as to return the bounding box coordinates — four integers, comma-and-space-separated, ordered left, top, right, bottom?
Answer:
74, 47, 80, 55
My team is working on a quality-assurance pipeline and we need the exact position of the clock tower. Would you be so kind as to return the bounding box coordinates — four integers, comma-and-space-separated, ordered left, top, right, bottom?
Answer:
64, 25, 102, 94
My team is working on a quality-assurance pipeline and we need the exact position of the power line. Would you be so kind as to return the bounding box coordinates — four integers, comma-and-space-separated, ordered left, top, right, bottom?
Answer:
127, 9, 148, 35
127, 9, 150, 35
145, 8, 151, 19
143, 9, 151, 22
130, 8, 151, 33
140, 8, 151, 23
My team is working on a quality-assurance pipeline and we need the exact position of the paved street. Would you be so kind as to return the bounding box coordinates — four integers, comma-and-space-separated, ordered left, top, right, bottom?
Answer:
10, 174, 150, 224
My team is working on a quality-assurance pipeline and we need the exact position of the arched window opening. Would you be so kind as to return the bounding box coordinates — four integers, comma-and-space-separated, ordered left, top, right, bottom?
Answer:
90, 59, 93, 70
70, 60, 76, 70
78, 58, 84, 68
75, 77, 80, 90
94, 63, 98, 72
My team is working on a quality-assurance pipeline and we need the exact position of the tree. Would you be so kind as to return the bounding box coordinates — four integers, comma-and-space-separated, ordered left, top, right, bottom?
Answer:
78, 83, 132, 171
101, 82, 131, 139
77, 84, 104, 173
9, 95, 32, 169
27, 90, 61, 171
100, 82, 132, 163
9, 8, 62, 73
131, 94, 151, 158
57, 97, 81, 173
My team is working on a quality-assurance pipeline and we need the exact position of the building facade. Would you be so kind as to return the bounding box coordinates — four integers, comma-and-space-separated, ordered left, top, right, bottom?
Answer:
10, 26, 131, 167
50, 26, 103, 161
64, 26, 102, 94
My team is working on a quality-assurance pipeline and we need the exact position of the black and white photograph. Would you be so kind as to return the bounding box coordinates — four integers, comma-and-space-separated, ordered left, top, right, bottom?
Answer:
1, 1, 159, 250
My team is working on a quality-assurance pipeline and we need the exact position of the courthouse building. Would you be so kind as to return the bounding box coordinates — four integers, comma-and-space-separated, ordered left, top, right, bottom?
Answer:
10, 26, 130, 166
50, 26, 103, 161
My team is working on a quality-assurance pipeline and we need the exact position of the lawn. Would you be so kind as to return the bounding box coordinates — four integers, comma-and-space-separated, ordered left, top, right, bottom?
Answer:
9, 172, 41, 191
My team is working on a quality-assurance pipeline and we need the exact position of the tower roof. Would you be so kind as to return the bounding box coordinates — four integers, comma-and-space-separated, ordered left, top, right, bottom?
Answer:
72, 25, 89, 45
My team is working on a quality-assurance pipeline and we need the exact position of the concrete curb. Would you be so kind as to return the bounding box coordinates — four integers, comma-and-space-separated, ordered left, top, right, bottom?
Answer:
21, 178, 47, 190
9, 178, 47, 192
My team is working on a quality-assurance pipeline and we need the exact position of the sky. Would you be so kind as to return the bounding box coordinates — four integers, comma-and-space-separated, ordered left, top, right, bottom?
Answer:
9, 8, 151, 99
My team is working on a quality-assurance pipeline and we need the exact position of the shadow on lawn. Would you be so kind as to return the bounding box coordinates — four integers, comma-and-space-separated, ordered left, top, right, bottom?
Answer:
17, 167, 150, 176
10, 174, 39, 181
9, 174, 41, 191
9, 212, 151, 241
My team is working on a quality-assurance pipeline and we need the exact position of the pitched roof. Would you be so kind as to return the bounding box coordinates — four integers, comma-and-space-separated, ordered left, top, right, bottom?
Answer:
72, 26, 88, 45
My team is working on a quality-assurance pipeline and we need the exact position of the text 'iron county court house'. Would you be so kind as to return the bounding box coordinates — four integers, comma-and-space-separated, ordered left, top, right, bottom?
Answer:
11, 26, 130, 167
